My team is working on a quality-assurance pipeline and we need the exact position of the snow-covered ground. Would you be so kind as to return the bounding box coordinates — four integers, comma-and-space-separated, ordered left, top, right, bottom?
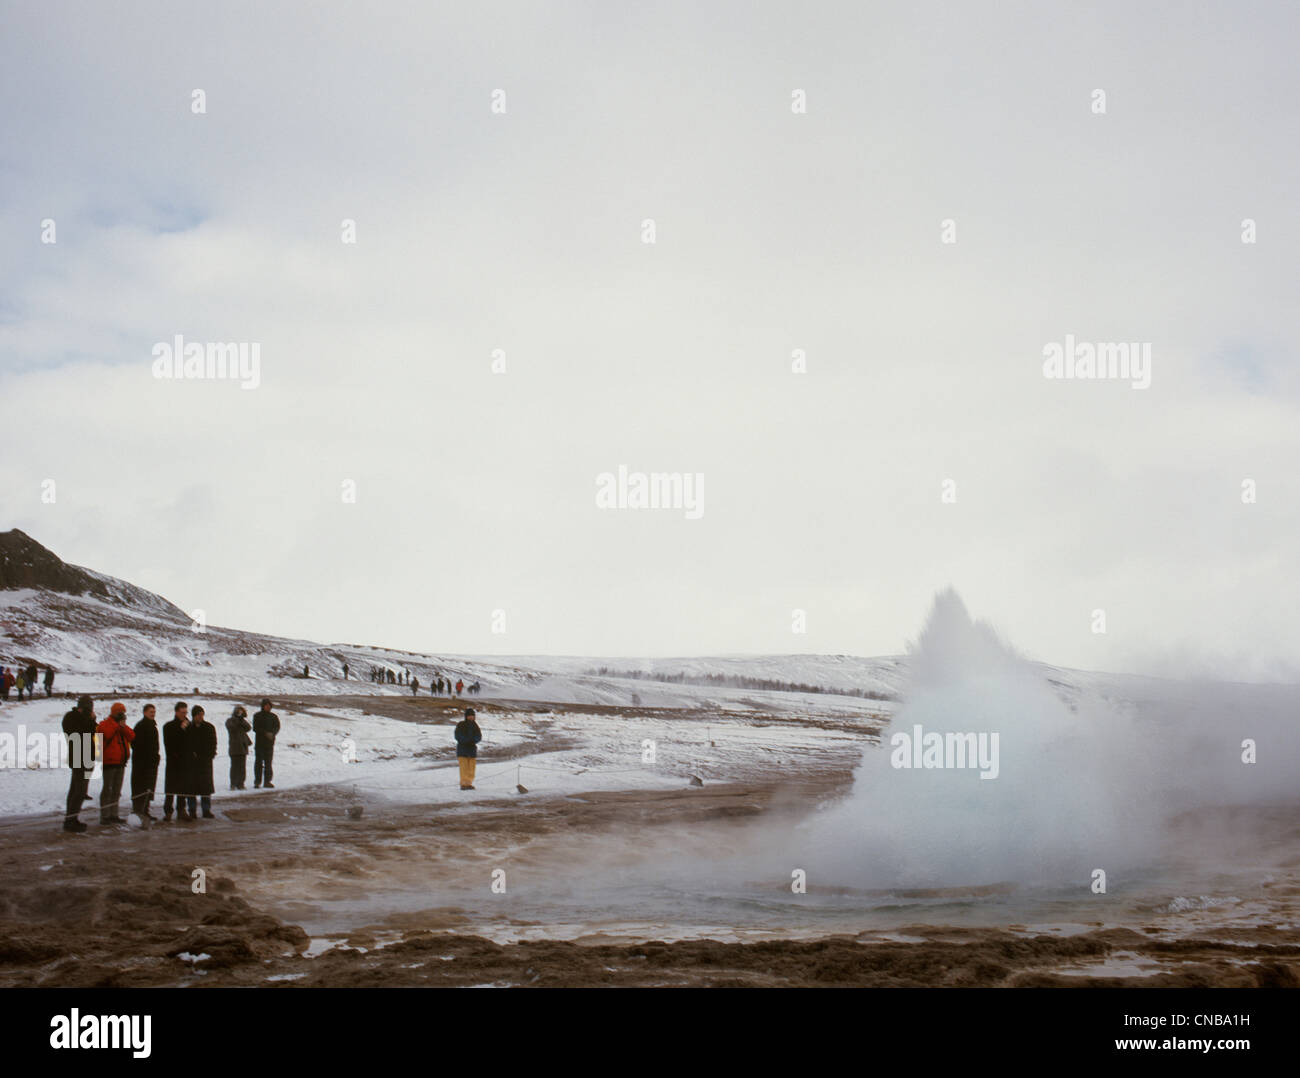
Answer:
0, 572, 912, 706
0, 691, 877, 821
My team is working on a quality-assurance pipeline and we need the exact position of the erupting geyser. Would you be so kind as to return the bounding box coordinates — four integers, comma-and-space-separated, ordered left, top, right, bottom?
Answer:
805, 589, 1153, 890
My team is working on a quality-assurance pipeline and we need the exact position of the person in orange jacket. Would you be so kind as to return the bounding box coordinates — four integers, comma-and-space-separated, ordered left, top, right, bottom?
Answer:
96, 702, 135, 825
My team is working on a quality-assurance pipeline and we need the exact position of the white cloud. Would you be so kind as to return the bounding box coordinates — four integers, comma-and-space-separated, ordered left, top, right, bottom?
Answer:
2, 2, 1297, 675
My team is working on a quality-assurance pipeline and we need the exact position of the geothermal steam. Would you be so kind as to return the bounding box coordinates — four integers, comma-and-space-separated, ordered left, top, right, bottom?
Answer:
800, 588, 1295, 891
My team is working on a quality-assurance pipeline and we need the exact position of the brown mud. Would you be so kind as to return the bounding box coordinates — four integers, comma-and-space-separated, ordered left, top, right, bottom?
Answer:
1, 697, 1295, 988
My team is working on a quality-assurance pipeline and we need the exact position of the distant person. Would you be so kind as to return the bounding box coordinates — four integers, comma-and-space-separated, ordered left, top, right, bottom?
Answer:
61, 695, 97, 832
454, 707, 481, 790
188, 705, 218, 818
435, 677, 443, 695
0, 666, 11, 700
303, 664, 310, 678
131, 704, 160, 820
252, 698, 280, 789
411, 676, 419, 696
455, 678, 464, 697
225, 705, 251, 789
43, 667, 54, 697
96, 702, 134, 824
163, 702, 193, 822
15, 673, 25, 701
342, 662, 349, 680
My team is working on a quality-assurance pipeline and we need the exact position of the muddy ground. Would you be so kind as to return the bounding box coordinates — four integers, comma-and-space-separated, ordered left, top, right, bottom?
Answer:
1, 695, 1297, 988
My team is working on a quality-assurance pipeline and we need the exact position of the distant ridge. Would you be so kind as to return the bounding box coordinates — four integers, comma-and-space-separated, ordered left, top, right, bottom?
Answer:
0, 528, 188, 621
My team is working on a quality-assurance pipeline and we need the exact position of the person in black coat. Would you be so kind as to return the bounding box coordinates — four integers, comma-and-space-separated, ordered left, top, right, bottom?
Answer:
454, 708, 482, 790
225, 705, 251, 790
130, 703, 161, 819
162, 702, 193, 821
187, 706, 218, 818
252, 699, 280, 788
61, 695, 96, 832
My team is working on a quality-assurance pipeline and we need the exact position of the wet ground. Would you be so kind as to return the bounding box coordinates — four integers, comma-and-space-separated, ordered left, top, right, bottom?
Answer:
1, 696, 1296, 987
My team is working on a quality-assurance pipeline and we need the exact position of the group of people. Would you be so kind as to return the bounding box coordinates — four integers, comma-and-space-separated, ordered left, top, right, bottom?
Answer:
60, 695, 282, 832
5, 660, 484, 703
365, 667, 480, 696
0, 663, 53, 701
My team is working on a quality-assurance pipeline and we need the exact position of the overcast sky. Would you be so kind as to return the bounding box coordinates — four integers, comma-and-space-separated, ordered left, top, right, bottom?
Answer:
2, 2, 1297, 679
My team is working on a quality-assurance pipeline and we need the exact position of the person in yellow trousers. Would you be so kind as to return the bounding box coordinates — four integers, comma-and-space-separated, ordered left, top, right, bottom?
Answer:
454, 707, 481, 790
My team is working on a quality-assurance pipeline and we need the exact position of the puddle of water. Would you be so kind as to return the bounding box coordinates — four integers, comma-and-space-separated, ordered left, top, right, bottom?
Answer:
1055, 951, 1165, 978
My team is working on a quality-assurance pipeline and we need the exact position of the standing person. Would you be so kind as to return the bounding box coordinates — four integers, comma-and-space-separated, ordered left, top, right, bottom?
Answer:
0, 666, 10, 700
342, 662, 349, 680
225, 705, 251, 790
162, 702, 193, 822
15, 672, 25, 701
411, 676, 419, 696
96, 702, 134, 824
43, 667, 54, 697
454, 707, 481, 791
188, 706, 217, 818
252, 698, 280, 789
435, 676, 443, 695
61, 695, 96, 832
131, 704, 161, 820
455, 678, 464, 697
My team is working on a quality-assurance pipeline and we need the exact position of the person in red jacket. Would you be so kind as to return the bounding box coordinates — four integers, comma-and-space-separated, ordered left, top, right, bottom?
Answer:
96, 702, 135, 825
